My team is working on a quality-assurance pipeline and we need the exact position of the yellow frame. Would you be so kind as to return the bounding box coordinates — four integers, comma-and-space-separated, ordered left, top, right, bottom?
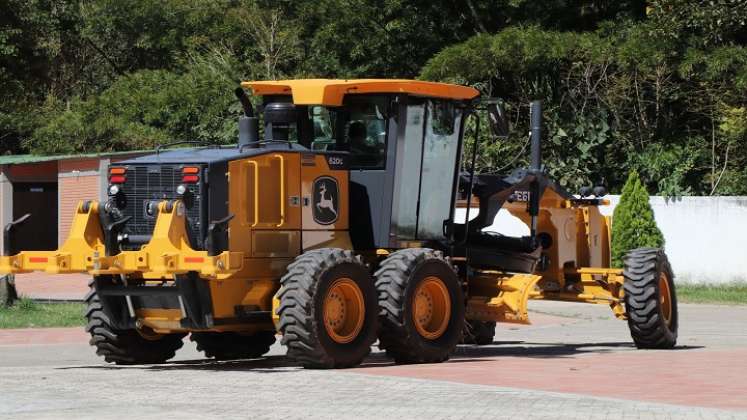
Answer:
0, 200, 243, 279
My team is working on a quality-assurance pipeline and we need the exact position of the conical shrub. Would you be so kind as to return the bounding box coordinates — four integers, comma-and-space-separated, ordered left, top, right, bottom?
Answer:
611, 171, 664, 267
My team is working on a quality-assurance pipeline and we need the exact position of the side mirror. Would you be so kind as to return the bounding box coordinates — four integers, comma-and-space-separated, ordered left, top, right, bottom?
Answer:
487, 102, 510, 139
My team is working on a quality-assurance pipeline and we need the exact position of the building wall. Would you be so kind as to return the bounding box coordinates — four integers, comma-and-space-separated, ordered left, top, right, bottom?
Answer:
1, 161, 59, 251
57, 154, 148, 244
1, 153, 149, 252
3, 162, 58, 183
603, 196, 747, 284
58, 159, 102, 245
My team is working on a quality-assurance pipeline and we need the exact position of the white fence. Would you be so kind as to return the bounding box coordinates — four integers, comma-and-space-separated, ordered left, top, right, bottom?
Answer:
456, 196, 747, 284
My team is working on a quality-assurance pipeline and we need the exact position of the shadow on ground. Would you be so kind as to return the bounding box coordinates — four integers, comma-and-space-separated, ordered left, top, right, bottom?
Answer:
57, 341, 704, 372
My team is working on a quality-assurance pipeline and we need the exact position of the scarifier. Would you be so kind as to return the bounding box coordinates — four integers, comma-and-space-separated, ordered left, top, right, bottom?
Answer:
0, 79, 678, 367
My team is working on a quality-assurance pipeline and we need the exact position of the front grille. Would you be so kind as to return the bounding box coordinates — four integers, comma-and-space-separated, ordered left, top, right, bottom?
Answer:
120, 165, 202, 247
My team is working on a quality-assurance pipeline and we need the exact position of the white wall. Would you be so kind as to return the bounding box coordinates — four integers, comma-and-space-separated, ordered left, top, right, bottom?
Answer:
605, 196, 747, 284
455, 196, 747, 284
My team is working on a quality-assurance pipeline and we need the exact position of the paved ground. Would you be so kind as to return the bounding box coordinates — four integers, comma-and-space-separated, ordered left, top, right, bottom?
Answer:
1, 297, 746, 419
14, 273, 89, 300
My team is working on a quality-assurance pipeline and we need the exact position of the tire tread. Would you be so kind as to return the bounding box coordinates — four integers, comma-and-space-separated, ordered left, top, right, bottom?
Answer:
623, 248, 678, 349
85, 278, 184, 365
277, 248, 375, 369
375, 248, 463, 363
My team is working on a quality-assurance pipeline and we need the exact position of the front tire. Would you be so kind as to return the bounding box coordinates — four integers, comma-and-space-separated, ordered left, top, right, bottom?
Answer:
375, 248, 464, 364
623, 248, 678, 349
277, 249, 378, 368
85, 279, 185, 364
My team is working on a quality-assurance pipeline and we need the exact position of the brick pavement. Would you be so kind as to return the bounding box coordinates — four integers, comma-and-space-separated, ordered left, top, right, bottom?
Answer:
355, 346, 747, 411
3, 274, 747, 418
13, 273, 89, 300
1, 358, 744, 419
0, 328, 87, 346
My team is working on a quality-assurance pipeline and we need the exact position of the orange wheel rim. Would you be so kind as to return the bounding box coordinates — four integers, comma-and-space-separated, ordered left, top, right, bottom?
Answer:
659, 273, 673, 326
412, 276, 451, 340
323, 278, 365, 344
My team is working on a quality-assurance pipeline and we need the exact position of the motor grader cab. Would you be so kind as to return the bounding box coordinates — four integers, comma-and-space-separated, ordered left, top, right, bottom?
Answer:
0, 79, 678, 367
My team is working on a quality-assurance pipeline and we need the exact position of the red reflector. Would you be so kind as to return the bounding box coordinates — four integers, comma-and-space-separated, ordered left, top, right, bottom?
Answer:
182, 166, 200, 174
182, 175, 199, 183
109, 167, 127, 175
29, 257, 48, 263
185, 257, 204, 263
109, 175, 126, 183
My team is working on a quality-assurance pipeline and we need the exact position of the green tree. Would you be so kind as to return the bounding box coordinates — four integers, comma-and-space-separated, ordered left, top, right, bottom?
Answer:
2, 0, 747, 199
0, 0, 84, 154
611, 171, 665, 267
647, 0, 747, 46
25, 48, 245, 154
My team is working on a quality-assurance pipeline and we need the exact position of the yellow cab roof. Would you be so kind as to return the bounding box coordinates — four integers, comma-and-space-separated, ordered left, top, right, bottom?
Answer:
240, 79, 480, 106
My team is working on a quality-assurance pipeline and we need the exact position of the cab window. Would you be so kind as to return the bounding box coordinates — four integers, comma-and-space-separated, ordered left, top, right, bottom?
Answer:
392, 99, 463, 241
310, 106, 336, 150
308, 97, 389, 169
342, 97, 388, 169
417, 100, 462, 239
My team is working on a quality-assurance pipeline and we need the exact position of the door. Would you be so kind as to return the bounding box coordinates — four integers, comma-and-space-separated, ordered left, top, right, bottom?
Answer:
13, 182, 58, 250
227, 153, 301, 257
416, 100, 463, 239
391, 102, 425, 240
312, 95, 395, 249
391, 99, 463, 242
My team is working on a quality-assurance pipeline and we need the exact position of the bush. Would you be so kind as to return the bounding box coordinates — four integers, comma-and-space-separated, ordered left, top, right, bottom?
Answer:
25, 56, 242, 155
611, 171, 665, 267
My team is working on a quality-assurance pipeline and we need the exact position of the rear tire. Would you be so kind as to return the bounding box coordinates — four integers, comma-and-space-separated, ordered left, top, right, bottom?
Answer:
277, 248, 378, 369
85, 279, 185, 365
623, 248, 678, 349
461, 319, 496, 345
191, 331, 276, 360
375, 248, 464, 364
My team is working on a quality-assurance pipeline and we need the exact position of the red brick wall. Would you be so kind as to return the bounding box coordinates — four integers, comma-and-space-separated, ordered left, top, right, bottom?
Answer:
58, 159, 101, 245
5, 161, 57, 182
56, 154, 151, 244
59, 159, 99, 173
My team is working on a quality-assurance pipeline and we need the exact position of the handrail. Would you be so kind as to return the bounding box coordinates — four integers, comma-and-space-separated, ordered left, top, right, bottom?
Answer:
273, 154, 285, 227
245, 161, 259, 227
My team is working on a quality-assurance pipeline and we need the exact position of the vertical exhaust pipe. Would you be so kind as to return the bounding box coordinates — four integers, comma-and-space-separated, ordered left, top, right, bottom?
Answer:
528, 100, 543, 251
235, 88, 259, 149
530, 100, 542, 172
238, 116, 258, 149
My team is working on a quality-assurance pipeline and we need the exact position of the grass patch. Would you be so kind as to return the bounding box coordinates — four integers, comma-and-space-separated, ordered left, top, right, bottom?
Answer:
677, 282, 747, 305
0, 297, 85, 329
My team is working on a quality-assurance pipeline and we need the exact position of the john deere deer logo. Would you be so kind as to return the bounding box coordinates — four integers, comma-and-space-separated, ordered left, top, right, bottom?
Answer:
312, 176, 339, 225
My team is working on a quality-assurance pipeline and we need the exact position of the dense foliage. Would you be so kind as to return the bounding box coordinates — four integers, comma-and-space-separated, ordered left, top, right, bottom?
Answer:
611, 171, 665, 267
1, 0, 745, 195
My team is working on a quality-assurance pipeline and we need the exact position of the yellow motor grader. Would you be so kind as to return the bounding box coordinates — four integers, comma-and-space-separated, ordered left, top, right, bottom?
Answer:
0, 79, 677, 367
